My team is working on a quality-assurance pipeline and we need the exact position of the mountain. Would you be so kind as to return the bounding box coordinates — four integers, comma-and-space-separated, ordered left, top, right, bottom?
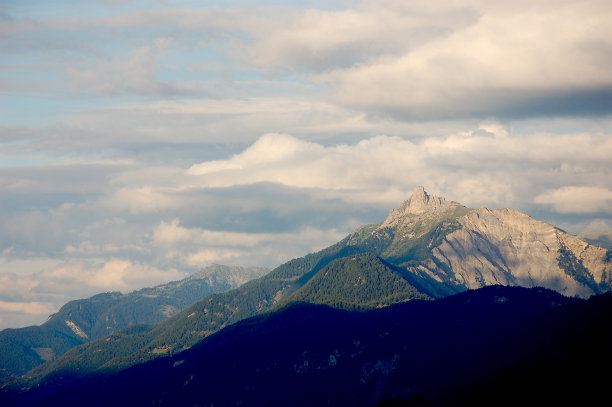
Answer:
5, 286, 611, 407
14, 247, 418, 386
347, 186, 611, 297
286, 253, 430, 309
4, 187, 610, 391
0, 264, 267, 381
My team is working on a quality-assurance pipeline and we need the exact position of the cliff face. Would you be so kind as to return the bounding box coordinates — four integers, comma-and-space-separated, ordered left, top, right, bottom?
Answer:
376, 187, 611, 298
380, 186, 464, 228
404, 202, 611, 298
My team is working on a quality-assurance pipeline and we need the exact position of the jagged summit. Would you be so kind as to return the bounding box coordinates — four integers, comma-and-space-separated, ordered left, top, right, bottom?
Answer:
405, 186, 447, 214
381, 186, 464, 227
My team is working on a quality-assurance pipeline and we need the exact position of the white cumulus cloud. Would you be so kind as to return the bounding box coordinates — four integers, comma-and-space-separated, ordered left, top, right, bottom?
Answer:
535, 186, 612, 214
185, 128, 612, 212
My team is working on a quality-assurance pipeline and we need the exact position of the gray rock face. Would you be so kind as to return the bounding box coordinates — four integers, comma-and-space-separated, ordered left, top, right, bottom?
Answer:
381, 186, 463, 229
383, 187, 611, 298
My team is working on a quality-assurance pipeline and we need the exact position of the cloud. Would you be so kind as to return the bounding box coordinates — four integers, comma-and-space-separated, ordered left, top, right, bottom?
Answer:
152, 218, 347, 269
39, 259, 184, 292
188, 133, 417, 192
1, 98, 387, 164
2, 121, 611, 328
241, 1, 479, 72
0, 268, 43, 302
63, 241, 143, 256
5, 1, 612, 119
0, 300, 55, 315
318, 1, 612, 119
66, 45, 204, 97
0, 8, 255, 100
0, 166, 138, 258
185, 249, 244, 268
102, 186, 181, 214
185, 129, 612, 212
2, 0, 612, 330
153, 218, 276, 247
0, 299, 56, 329
3, 124, 611, 271
535, 186, 612, 214
0, 254, 193, 329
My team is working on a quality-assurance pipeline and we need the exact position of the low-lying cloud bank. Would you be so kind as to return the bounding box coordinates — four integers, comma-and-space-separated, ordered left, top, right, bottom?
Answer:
188, 128, 612, 213
1, 124, 611, 328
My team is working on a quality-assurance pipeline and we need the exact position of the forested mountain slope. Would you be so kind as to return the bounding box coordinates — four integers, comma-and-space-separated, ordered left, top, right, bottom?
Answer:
5, 286, 610, 407
4, 187, 610, 392
0, 264, 267, 380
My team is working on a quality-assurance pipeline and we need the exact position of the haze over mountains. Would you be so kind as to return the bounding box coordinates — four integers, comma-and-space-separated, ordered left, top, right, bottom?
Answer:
0, 265, 268, 380
1, 186, 610, 407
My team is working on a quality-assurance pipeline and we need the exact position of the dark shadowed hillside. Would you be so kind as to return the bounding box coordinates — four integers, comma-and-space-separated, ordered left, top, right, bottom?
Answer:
5, 187, 611, 392
4, 286, 610, 407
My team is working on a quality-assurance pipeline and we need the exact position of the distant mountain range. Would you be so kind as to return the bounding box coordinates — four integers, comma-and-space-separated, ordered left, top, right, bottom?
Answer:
0, 264, 268, 380
1, 187, 610, 405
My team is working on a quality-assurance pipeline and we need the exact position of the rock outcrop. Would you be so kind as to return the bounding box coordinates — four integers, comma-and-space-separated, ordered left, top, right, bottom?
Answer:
378, 187, 612, 298
381, 186, 462, 228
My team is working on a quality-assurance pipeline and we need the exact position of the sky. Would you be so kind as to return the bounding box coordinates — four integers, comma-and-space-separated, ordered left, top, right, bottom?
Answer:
1, 0, 611, 329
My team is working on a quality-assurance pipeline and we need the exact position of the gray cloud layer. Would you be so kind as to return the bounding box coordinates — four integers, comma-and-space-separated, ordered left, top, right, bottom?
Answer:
2, 125, 611, 327
1, 0, 611, 328
3, 1, 612, 118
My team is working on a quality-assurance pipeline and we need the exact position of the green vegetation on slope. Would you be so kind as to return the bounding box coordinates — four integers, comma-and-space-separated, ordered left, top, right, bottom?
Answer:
288, 252, 430, 310
384, 218, 464, 265
0, 265, 267, 382
10, 192, 612, 400
14, 203, 469, 388
0, 326, 84, 382
20, 237, 361, 382
349, 206, 470, 267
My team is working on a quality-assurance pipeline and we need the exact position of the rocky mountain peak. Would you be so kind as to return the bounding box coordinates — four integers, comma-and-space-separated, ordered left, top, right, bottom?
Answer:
407, 186, 437, 214
381, 187, 461, 227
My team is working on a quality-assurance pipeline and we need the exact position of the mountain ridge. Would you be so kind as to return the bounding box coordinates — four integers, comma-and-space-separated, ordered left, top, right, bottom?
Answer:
349, 187, 611, 298
0, 264, 268, 381
3, 187, 610, 392
6, 285, 610, 407
415, 205, 611, 297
